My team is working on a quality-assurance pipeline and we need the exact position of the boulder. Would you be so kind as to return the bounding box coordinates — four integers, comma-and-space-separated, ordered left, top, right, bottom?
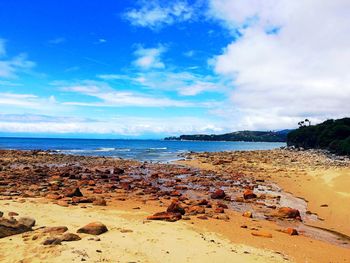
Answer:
274, 207, 301, 220
210, 189, 226, 199
64, 187, 83, 198
166, 201, 185, 215
0, 217, 32, 238
77, 222, 108, 235
18, 217, 36, 228
147, 212, 182, 222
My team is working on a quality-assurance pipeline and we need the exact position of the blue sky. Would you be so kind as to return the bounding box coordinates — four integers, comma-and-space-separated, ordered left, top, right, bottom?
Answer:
0, 0, 349, 138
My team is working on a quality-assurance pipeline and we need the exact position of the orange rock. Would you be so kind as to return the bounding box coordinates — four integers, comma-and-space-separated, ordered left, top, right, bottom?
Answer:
251, 231, 272, 238
186, 205, 205, 215
284, 227, 299, 235
242, 211, 253, 218
166, 201, 185, 215
275, 207, 301, 220
147, 212, 182, 222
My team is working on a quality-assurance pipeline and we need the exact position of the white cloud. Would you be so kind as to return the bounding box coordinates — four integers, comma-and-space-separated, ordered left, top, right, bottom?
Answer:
0, 114, 225, 136
124, 1, 194, 30
0, 40, 35, 79
61, 81, 193, 107
209, 0, 350, 129
133, 45, 165, 69
48, 37, 66, 44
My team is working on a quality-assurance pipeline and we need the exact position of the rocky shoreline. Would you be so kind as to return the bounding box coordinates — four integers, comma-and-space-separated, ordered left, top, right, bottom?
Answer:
1, 149, 350, 262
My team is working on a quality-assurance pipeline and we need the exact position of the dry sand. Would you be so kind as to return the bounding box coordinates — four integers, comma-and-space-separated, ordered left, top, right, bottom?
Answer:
0, 199, 287, 263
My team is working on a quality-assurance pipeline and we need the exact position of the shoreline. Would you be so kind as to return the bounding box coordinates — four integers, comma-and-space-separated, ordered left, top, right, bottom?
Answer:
0, 149, 349, 262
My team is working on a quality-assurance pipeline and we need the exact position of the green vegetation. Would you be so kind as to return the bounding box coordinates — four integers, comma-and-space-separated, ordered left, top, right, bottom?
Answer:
287, 118, 350, 155
164, 130, 290, 142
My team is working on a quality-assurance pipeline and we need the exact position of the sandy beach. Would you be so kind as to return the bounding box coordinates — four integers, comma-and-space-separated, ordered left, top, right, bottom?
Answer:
0, 149, 349, 262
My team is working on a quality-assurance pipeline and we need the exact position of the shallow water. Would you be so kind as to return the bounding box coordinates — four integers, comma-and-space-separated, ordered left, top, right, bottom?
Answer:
0, 137, 285, 162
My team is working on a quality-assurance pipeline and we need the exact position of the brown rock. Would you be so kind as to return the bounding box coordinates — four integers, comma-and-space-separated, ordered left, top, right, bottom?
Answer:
243, 189, 257, 200
64, 187, 83, 198
93, 198, 107, 206
147, 212, 182, 222
60, 232, 81, 241
210, 189, 226, 199
0, 217, 32, 238
57, 200, 69, 207
275, 207, 301, 220
17, 217, 35, 228
43, 226, 68, 235
186, 205, 205, 215
166, 201, 185, 215
77, 222, 108, 235
8, 212, 18, 217
42, 237, 62, 245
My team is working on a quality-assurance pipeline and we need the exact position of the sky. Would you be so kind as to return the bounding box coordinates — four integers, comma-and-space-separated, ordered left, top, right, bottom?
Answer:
0, 0, 349, 138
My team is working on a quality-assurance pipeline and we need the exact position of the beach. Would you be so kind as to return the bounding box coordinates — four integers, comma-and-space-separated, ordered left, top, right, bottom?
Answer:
0, 149, 349, 262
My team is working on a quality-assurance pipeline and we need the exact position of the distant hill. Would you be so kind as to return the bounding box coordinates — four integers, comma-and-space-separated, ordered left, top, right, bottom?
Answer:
287, 118, 350, 155
164, 130, 291, 142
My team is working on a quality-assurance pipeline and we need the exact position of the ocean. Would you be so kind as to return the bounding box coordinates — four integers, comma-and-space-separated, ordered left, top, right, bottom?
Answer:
0, 137, 285, 162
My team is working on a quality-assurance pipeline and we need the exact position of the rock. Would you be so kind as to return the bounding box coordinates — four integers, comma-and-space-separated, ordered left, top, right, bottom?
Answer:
77, 222, 108, 235
186, 205, 205, 215
214, 207, 225, 213
64, 187, 83, 198
210, 189, 226, 199
46, 193, 62, 200
43, 226, 68, 235
242, 211, 253, 218
147, 212, 182, 222
60, 232, 81, 241
197, 199, 208, 206
17, 217, 36, 228
275, 207, 301, 220
166, 201, 185, 215
0, 217, 32, 238
0, 211, 3, 217
251, 231, 272, 238
42, 237, 62, 245
284, 228, 299, 236
197, 215, 208, 220
243, 189, 257, 200
93, 198, 107, 206
213, 214, 230, 220
8, 212, 18, 217
57, 200, 69, 207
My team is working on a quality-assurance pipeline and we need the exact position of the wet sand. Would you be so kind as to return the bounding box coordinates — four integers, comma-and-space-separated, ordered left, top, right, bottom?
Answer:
0, 149, 349, 262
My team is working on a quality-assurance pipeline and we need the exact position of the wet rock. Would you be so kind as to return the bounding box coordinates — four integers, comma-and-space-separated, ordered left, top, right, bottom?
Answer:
275, 207, 301, 220
0, 217, 32, 238
210, 189, 226, 199
243, 189, 257, 200
166, 201, 185, 215
147, 212, 182, 222
77, 222, 108, 235
64, 187, 83, 198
